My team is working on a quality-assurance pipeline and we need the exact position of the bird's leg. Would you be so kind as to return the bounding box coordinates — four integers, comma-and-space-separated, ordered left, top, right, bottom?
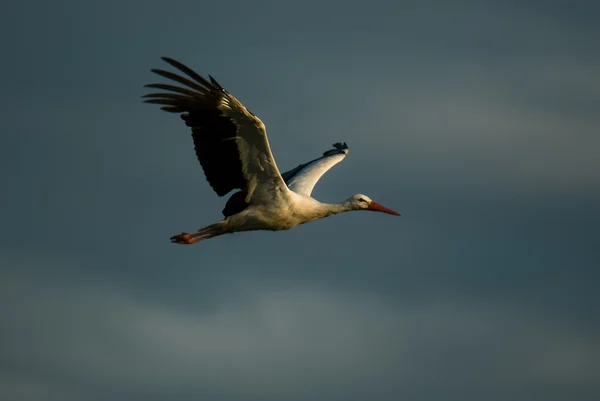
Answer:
170, 222, 229, 245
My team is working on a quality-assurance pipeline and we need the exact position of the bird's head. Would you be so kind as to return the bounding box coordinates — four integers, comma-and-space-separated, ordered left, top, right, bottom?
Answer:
345, 194, 401, 216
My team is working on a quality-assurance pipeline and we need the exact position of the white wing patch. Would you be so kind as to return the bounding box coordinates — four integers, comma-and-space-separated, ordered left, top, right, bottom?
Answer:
286, 149, 348, 196
219, 94, 287, 203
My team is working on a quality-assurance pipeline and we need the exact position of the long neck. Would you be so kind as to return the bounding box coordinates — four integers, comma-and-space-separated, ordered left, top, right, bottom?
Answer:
319, 202, 351, 218
295, 197, 352, 225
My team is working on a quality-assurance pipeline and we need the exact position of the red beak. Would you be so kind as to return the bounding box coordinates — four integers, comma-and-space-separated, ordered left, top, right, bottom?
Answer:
367, 201, 401, 216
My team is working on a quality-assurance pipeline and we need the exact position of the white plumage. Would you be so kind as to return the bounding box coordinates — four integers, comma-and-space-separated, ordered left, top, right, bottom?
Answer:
143, 57, 400, 244
286, 146, 349, 196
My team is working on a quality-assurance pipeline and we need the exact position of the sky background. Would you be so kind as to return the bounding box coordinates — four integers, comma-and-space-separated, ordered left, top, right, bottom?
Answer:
1, 1, 599, 400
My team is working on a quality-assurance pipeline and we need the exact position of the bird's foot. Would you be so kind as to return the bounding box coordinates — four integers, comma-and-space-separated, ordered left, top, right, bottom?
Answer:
170, 232, 202, 245
170, 224, 228, 245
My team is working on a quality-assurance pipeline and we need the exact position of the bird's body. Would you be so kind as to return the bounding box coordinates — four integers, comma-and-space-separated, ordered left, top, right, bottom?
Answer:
143, 57, 400, 244
230, 191, 348, 231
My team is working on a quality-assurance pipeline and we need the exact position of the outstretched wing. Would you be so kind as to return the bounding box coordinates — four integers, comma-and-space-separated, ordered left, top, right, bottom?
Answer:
142, 57, 287, 203
282, 142, 349, 196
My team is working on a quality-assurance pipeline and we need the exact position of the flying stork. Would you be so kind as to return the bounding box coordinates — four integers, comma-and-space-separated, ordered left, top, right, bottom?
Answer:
143, 57, 400, 244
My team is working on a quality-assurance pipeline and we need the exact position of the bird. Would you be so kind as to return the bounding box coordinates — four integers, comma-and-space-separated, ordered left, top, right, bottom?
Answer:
142, 57, 400, 244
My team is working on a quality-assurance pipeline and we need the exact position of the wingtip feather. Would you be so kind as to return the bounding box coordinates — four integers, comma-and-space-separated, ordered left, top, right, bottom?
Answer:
208, 74, 225, 91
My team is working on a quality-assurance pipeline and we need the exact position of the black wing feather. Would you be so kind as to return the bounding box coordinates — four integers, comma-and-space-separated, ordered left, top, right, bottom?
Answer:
143, 57, 246, 197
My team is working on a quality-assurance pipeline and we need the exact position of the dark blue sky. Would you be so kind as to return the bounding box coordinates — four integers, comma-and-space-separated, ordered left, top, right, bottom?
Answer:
1, 1, 598, 400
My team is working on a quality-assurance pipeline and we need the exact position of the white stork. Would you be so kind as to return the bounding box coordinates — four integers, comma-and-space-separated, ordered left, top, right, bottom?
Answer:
143, 57, 400, 245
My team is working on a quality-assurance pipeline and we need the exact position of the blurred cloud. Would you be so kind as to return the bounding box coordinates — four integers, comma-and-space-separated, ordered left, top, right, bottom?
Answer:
2, 261, 598, 401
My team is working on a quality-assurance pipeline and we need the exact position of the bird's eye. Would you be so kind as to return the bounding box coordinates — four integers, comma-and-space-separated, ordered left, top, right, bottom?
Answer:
358, 198, 367, 203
